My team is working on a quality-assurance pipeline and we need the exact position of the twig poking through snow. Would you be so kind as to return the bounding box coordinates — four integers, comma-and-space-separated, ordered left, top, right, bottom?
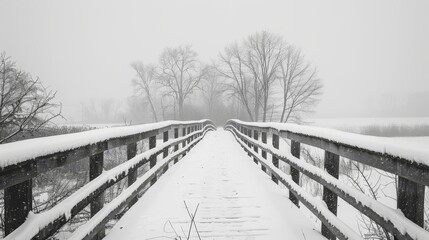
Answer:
184, 201, 200, 240
184, 201, 202, 240
301, 229, 307, 240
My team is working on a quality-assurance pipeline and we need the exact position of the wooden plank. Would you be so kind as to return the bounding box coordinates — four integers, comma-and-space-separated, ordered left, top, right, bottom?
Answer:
89, 152, 105, 240
253, 130, 259, 164
231, 126, 419, 240
4, 179, 32, 236
182, 127, 186, 157
271, 134, 279, 184
127, 142, 138, 207
7, 129, 208, 240
227, 130, 354, 240
281, 131, 429, 187
261, 132, 267, 173
174, 128, 179, 164
187, 127, 191, 144
228, 120, 429, 187
322, 151, 339, 240
396, 177, 425, 236
163, 130, 169, 173
0, 121, 212, 190
72, 134, 207, 240
290, 140, 300, 207
247, 128, 252, 157
149, 135, 157, 185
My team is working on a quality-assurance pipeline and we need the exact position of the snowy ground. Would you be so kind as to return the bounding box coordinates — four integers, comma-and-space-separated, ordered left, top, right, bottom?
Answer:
105, 129, 325, 240
309, 117, 429, 130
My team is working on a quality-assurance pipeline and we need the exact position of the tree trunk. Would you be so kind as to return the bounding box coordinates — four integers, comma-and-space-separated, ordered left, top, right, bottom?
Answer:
178, 97, 184, 120
147, 95, 158, 122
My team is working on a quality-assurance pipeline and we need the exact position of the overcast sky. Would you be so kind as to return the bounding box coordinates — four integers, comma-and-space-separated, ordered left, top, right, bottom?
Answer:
1, 0, 428, 122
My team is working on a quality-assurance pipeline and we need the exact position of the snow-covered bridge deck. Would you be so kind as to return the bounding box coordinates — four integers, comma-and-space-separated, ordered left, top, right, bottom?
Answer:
106, 130, 324, 240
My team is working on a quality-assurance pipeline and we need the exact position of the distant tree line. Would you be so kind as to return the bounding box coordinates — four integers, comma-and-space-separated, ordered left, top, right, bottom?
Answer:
0, 31, 322, 136
131, 31, 322, 124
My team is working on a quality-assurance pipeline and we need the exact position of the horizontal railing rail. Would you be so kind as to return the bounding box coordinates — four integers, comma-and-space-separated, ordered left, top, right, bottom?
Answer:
1, 120, 216, 239
0, 120, 212, 189
225, 119, 429, 240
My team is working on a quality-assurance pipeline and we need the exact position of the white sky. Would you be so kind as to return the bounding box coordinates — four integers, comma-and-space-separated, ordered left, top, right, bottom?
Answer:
1, 0, 428, 122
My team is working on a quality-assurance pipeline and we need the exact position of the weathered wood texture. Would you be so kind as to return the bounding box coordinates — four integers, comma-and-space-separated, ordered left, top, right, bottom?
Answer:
290, 140, 300, 206
127, 142, 138, 207
89, 152, 105, 240
1, 120, 215, 239
261, 132, 267, 173
0, 122, 211, 190
163, 130, 169, 173
149, 135, 157, 186
253, 130, 259, 164
4, 180, 32, 235
227, 128, 352, 240
174, 128, 179, 163
321, 151, 339, 240
226, 120, 428, 240
271, 134, 279, 184
74, 130, 213, 240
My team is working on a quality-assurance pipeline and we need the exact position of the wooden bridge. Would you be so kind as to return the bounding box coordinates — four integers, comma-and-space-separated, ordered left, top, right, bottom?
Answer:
0, 119, 428, 239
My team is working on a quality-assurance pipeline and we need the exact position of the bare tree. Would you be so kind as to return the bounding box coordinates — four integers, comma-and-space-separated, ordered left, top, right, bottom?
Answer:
0, 52, 61, 143
218, 31, 322, 123
157, 45, 205, 120
278, 46, 322, 123
244, 31, 285, 122
131, 62, 159, 122
218, 43, 258, 121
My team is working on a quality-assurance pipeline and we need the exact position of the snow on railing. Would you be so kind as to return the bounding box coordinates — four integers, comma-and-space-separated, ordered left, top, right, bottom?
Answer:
225, 119, 429, 240
1, 120, 216, 239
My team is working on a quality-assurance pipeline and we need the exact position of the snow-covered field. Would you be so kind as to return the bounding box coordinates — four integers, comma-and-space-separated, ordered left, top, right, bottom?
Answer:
309, 117, 429, 130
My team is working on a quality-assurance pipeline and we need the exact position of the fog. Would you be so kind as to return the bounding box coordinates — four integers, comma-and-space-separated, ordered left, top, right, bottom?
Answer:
1, 0, 428, 123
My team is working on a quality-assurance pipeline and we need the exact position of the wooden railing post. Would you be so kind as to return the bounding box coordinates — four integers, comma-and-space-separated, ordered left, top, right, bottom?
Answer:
290, 140, 300, 207
174, 128, 179, 164
182, 127, 187, 157
89, 152, 105, 240
271, 134, 279, 184
186, 127, 191, 152
162, 130, 169, 173
395, 178, 425, 240
243, 128, 247, 143
261, 131, 267, 173
192, 126, 196, 145
322, 151, 339, 240
149, 135, 157, 185
187, 127, 191, 144
253, 130, 259, 164
127, 142, 138, 207
4, 179, 32, 235
247, 128, 252, 157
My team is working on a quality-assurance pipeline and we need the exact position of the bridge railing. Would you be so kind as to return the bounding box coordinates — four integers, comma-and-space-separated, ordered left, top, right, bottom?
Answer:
225, 119, 429, 240
0, 119, 216, 240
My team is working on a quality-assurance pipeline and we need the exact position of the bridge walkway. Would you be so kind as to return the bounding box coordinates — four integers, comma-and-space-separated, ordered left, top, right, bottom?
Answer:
105, 129, 325, 240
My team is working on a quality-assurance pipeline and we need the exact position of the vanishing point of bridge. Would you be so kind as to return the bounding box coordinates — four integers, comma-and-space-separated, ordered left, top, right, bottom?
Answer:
0, 120, 428, 240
